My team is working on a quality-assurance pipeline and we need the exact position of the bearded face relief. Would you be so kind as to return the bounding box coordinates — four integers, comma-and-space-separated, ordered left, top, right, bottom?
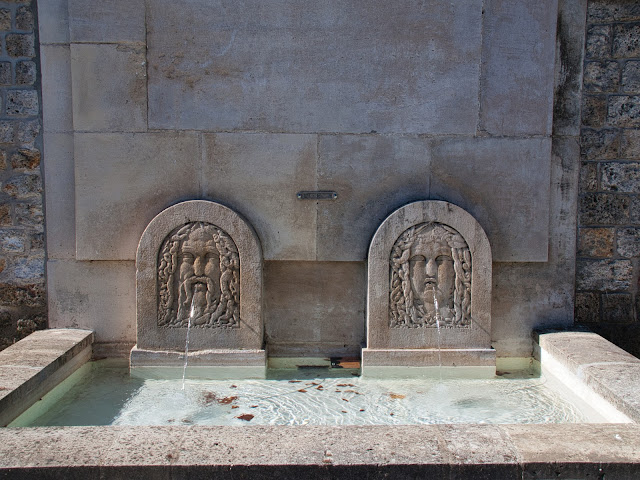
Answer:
390, 223, 471, 328
158, 222, 240, 328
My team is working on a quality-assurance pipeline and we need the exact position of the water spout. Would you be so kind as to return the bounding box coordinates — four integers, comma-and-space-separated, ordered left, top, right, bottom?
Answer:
181, 296, 197, 390
433, 293, 442, 379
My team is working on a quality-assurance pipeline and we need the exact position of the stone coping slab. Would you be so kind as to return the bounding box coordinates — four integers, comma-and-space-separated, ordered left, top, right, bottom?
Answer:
0, 424, 639, 478
535, 330, 640, 423
0, 329, 94, 427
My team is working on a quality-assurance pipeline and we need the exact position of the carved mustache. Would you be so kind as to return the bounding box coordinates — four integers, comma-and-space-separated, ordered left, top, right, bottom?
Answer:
181, 276, 217, 304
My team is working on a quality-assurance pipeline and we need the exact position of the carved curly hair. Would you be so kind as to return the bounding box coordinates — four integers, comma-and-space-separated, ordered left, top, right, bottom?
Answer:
389, 222, 471, 328
157, 222, 240, 328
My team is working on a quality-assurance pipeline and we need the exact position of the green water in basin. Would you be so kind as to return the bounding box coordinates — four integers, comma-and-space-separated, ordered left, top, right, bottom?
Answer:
11, 359, 608, 427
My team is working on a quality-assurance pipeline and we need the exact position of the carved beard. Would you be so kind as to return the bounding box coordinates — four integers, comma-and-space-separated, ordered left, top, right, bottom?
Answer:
176, 275, 219, 326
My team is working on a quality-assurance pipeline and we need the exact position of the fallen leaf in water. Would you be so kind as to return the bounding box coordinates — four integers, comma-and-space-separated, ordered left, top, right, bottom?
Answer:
237, 414, 254, 421
341, 410, 347, 413
308, 382, 319, 385
298, 389, 307, 393
335, 390, 342, 393
251, 405, 258, 408
231, 405, 239, 409
202, 392, 238, 405
359, 409, 365, 412
337, 384, 355, 387
288, 380, 301, 383
316, 385, 324, 390
390, 413, 394, 416
389, 393, 405, 399
230, 385, 237, 388
345, 390, 362, 395
342, 398, 349, 402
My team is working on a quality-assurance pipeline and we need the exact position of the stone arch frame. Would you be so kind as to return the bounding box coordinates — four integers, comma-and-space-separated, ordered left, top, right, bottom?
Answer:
364, 200, 493, 367
135, 200, 263, 354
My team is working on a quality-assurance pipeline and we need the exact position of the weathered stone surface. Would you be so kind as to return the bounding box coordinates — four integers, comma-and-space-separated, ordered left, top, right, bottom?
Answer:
575, 259, 633, 291
10, 148, 40, 170
613, 23, 640, 58
14, 203, 43, 230
552, 0, 588, 137
37, 0, 70, 44
71, 43, 147, 132
202, 133, 316, 261
74, 133, 200, 260
148, 0, 482, 134
135, 200, 264, 355
479, 0, 557, 135
575, 292, 600, 323
264, 261, 364, 357
631, 195, 640, 223
3, 257, 44, 282
2, 423, 639, 477
47, 260, 136, 343
0, 8, 10, 30
0, 282, 44, 308
3, 173, 42, 199
15, 119, 40, 145
616, 227, 640, 257
5, 34, 34, 58
316, 135, 429, 261
584, 61, 619, 93
15, 6, 33, 31
431, 137, 550, 262
588, 1, 640, 23
602, 292, 634, 323
5, 90, 38, 116
68, 0, 145, 43
577, 227, 614, 257
622, 128, 640, 158
579, 193, 629, 225
585, 25, 611, 59
0, 63, 11, 85
0, 329, 94, 426
0, 229, 26, 253
583, 363, 640, 421
601, 161, 640, 192
608, 95, 640, 126
581, 128, 620, 160
15, 61, 35, 85
622, 61, 640, 93
43, 133, 75, 260
41, 45, 72, 133
579, 162, 598, 192
367, 201, 492, 359
0, 205, 10, 226
581, 94, 607, 127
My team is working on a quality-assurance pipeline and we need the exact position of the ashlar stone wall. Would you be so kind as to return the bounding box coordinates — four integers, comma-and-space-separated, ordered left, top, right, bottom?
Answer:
0, 0, 45, 350
576, 0, 640, 356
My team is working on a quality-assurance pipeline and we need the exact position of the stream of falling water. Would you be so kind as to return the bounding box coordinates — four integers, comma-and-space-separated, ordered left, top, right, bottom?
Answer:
433, 293, 442, 379
181, 297, 197, 390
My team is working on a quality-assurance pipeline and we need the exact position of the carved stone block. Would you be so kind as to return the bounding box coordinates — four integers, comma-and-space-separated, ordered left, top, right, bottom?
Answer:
132, 200, 265, 367
363, 200, 494, 370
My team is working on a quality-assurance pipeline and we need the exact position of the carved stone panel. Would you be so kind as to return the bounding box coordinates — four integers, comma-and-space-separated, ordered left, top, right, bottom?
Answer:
134, 200, 264, 355
365, 200, 493, 357
390, 223, 471, 329
157, 222, 240, 328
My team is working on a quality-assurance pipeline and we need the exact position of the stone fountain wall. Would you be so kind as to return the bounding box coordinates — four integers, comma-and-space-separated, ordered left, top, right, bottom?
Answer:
575, 0, 640, 357
35, 0, 590, 359
0, 0, 45, 350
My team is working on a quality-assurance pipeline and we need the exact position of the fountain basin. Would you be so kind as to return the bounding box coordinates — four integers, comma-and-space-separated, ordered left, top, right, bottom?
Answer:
1, 328, 640, 478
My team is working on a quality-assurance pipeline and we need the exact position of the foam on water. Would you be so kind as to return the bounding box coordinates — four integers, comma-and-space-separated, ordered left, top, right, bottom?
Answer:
15, 361, 597, 427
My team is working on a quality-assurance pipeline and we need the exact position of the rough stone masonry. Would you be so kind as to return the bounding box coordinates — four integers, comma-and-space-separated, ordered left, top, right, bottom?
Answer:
576, 0, 640, 356
0, 0, 45, 350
